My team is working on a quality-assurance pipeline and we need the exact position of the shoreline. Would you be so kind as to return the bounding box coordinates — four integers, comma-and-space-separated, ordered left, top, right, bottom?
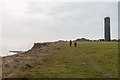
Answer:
2, 41, 63, 78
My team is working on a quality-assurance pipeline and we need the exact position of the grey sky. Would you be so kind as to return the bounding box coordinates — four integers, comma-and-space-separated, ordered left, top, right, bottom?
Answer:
118, 1, 120, 39
1, 1, 118, 56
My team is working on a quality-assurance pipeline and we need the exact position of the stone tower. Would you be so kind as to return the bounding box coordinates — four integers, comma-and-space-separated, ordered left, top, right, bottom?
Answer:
104, 17, 111, 41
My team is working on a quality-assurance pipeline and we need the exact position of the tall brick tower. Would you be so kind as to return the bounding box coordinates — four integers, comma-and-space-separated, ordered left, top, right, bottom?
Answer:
104, 17, 111, 41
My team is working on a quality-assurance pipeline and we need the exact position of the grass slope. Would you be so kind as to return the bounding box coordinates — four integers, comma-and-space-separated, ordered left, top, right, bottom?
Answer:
16, 42, 118, 78
2, 42, 63, 78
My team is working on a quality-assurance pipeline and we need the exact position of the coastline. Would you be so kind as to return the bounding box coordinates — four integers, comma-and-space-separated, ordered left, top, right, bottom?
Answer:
2, 41, 63, 78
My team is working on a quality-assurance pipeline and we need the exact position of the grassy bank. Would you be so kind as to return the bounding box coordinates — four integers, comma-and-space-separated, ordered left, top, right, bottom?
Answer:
2, 42, 118, 78
2, 42, 63, 78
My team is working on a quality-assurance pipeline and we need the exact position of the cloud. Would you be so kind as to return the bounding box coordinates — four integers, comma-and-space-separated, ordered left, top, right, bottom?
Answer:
118, 2, 120, 39
0, 2, 2, 53
1, 1, 118, 56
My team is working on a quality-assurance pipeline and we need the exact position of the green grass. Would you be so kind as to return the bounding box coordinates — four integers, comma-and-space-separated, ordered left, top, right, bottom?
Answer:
19, 42, 118, 78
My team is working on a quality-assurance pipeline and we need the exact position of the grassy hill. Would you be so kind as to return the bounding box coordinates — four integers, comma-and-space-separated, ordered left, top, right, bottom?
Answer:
2, 42, 118, 78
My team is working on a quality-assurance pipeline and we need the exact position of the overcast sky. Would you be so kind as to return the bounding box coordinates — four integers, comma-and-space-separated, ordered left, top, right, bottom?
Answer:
0, 0, 119, 56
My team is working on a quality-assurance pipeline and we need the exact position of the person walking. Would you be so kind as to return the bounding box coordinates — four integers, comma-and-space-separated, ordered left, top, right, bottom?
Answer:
74, 40, 77, 47
70, 40, 72, 47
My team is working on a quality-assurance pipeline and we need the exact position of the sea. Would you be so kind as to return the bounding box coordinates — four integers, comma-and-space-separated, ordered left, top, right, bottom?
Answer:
0, 50, 25, 57
0, 51, 17, 57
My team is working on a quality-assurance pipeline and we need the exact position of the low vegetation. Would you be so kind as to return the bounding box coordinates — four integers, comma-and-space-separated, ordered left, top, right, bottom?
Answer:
2, 42, 118, 78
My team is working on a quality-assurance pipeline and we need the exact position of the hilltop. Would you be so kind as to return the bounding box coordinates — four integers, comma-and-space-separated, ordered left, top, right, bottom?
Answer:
2, 42, 118, 78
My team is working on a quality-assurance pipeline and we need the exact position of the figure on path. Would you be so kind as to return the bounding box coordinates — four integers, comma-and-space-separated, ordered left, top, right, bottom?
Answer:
70, 40, 72, 47
74, 40, 77, 47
